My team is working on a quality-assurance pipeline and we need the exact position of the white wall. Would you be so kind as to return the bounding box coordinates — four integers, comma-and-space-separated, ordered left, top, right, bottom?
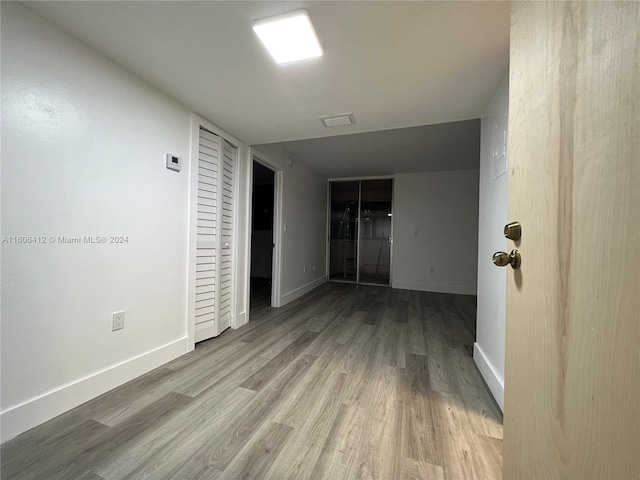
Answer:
393, 170, 479, 295
0, 3, 194, 441
252, 144, 327, 305
474, 74, 509, 411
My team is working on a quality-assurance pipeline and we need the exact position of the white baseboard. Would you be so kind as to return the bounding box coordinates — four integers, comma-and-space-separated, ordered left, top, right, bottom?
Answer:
392, 280, 477, 296
473, 342, 504, 412
280, 276, 327, 306
234, 310, 247, 329
0, 337, 189, 443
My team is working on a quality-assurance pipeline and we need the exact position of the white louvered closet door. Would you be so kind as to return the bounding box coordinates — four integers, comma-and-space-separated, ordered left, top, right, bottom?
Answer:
217, 139, 235, 332
194, 128, 235, 343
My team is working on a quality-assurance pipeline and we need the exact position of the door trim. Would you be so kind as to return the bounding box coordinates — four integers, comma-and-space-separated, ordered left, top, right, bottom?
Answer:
250, 153, 283, 310
245, 150, 284, 321
356, 180, 362, 284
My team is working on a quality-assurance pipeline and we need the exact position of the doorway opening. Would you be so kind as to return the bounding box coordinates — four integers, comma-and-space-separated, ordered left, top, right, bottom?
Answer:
250, 161, 275, 311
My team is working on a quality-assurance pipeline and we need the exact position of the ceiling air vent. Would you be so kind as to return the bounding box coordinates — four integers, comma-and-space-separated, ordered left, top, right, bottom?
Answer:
320, 113, 356, 128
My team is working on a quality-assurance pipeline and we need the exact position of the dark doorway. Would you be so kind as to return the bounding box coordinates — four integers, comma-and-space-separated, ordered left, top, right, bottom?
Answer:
250, 161, 275, 311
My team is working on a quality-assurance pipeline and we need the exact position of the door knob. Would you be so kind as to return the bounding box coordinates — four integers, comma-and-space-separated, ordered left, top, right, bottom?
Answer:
493, 249, 521, 269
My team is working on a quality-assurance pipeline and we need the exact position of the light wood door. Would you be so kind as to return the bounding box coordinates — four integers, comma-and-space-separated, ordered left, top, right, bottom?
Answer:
503, 3, 639, 479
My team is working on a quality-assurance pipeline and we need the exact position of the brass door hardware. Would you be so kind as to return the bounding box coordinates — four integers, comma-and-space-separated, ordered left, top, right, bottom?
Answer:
493, 250, 521, 269
504, 222, 522, 241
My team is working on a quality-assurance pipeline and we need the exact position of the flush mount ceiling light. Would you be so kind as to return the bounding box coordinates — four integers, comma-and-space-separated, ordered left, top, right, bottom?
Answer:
320, 113, 356, 128
253, 10, 323, 64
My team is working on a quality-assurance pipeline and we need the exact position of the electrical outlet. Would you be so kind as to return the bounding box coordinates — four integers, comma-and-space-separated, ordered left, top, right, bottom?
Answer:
112, 311, 125, 331
430, 266, 435, 274
313, 265, 316, 272
303, 266, 306, 273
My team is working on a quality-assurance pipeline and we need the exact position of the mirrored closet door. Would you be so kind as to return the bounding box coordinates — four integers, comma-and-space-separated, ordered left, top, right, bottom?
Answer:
329, 179, 393, 286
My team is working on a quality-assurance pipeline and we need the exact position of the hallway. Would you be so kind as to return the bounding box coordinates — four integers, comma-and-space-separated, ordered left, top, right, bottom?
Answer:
1, 283, 502, 479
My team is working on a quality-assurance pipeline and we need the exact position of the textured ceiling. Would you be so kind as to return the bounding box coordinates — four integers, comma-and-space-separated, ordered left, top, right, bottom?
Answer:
24, 1, 509, 149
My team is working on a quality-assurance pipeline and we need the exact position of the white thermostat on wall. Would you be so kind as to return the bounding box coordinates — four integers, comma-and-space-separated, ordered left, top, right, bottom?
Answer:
166, 153, 181, 172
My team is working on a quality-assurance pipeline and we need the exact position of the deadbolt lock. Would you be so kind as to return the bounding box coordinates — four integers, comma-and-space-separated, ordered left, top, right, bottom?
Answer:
504, 222, 522, 240
492, 250, 521, 269
504, 222, 522, 241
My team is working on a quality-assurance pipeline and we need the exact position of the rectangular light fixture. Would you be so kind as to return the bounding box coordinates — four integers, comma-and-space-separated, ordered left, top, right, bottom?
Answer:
253, 10, 323, 64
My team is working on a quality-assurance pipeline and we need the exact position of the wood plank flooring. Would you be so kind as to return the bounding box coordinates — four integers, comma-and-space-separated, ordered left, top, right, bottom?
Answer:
1, 283, 503, 479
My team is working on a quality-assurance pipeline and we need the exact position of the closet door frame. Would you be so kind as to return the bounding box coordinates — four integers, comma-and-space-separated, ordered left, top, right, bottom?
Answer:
187, 115, 244, 350
326, 175, 395, 287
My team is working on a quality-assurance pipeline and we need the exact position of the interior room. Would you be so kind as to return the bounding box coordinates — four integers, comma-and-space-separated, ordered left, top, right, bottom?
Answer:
2, 2, 638, 479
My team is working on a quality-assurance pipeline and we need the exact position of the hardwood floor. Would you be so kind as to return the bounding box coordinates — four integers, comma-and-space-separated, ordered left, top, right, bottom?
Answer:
1, 283, 503, 479
249, 277, 271, 310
